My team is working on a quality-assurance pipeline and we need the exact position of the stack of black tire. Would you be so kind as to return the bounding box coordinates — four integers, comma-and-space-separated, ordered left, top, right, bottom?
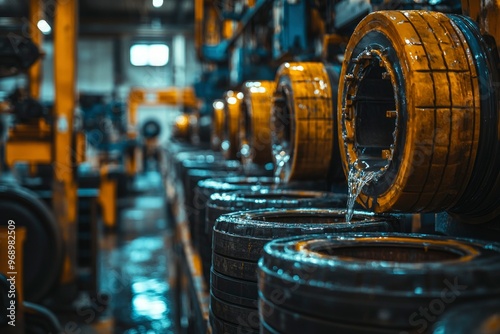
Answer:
167, 145, 272, 234
258, 233, 500, 334
209, 205, 399, 334
165, 147, 239, 223
164, 143, 212, 220
193, 177, 278, 281
186, 166, 276, 242
182, 161, 241, 229
205, 189, 349, 282
195, 178, 333, 282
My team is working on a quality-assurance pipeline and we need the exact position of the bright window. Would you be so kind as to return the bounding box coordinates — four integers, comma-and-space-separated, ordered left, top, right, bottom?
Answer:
130, 44, 169, 66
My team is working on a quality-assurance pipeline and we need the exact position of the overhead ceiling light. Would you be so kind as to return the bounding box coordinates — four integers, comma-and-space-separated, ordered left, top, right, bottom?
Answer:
152, 0, 163, 8
37, 19, 51, 35
130, 44, 149, 66
130, 44, 169, 66
149, 44, 169, 66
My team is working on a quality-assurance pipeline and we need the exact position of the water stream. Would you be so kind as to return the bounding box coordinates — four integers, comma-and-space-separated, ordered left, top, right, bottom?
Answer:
345, 153, 393, 223
273, 150, 290, 184
346, 164, 381, 222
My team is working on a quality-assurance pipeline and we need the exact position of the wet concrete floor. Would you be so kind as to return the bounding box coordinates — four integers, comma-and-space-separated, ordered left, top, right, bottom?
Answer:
99, 171, 177, 334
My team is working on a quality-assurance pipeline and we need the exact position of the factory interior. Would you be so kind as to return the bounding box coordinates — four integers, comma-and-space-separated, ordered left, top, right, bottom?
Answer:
0, 0, 499, 333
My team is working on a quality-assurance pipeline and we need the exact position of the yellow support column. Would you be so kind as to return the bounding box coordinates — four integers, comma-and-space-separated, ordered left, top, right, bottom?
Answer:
53, 0, 78, 285
126, 90, 143, 176
222, 20, 235, 39
98, 166, 117, 229
195, 0, 204, 58
28, 0, 43, 99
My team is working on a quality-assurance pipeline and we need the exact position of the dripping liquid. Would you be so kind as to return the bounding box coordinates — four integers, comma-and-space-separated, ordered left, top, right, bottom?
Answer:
346, 165, 382, 222
273, 150, 290, 184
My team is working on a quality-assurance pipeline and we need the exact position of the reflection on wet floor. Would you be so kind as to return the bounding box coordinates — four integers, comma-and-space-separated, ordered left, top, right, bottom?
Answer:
101, 171, 177, 334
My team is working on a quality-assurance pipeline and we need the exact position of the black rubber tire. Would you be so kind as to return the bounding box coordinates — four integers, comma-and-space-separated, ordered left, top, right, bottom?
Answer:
432, 298, 500, 334
211, 285, 256, 309
222, 91, 242, 160
211, 269, 258, 303
210, 311, 259, 334
167, 149, 238, 226
271, 62, 335, 182
179, 159, 240, 195
211, 274, 258, 309
0, 184, 64, 303
196, 177, 331, 280
260, 295, 397, 334
239, 81, 274, 167
435, 212, 500, 242
170, 147, 224, 178
179, 155, 241, 223
259, 233, 500, 333
206, 189, 351, 272
24, 301, 63, 334
176, 151, 233, 179
195, 177, 277, 282
210, 293, 260, 330
181, 158, 240, 173
165, 144, 209, 213
208, 188, 348, 213
323, 64, 346, 186
445, 15, 500, 223
211, 209, 397, 332
185, 160, 276, 218
338, 11, 482, 214
211, 99, 225, 151
212, 253, 258, 282
214, 208, 397, 266
185, 169, 240, 250
207, 189, 349, 248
